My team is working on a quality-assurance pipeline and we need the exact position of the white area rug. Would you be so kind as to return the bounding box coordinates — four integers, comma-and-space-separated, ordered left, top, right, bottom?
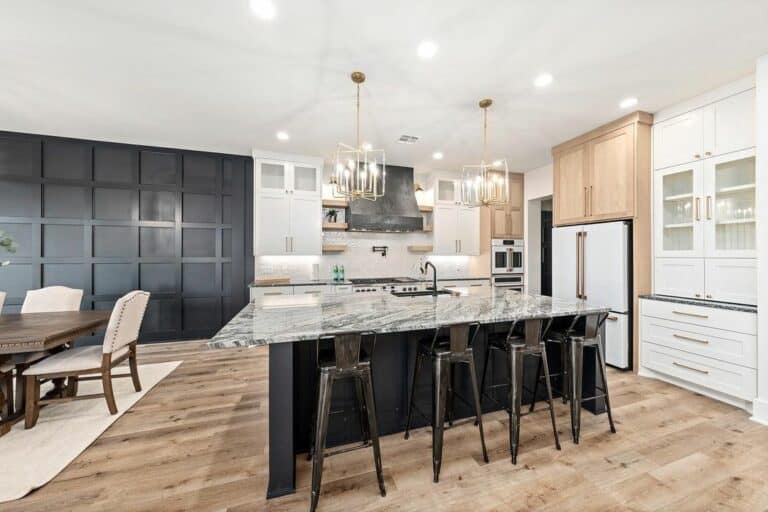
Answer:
0, 361, 181, 503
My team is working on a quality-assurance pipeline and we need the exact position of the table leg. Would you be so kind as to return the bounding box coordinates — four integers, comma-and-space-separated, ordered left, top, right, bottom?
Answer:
267, 342, 296, 499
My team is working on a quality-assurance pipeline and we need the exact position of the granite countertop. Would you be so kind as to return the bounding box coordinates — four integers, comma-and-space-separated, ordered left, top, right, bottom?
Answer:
249, 277, 491, 288
639, 294, 757, 313
208, 287, 609, 349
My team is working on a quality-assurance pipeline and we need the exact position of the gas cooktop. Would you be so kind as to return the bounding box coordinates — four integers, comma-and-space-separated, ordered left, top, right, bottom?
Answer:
348, 277, 419, 285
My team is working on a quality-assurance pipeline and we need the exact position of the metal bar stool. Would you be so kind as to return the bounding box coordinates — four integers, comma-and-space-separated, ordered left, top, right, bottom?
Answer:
308, 331, 385, 512
478, 318, 561, 464
403, 322, 488, 483
538, 312, 616, 444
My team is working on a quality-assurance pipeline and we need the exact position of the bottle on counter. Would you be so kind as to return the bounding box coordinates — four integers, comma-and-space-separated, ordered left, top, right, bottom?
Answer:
339, 265, 345, 282
332, 264, 339, 282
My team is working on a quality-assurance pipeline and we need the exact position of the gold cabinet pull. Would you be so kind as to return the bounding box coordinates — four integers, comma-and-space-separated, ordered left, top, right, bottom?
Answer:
695, 198, 701, 221
576, 232, 582, 298
673, 361, 709, 374
706, 196, 712, 220
673, 333, 709, 344
589, 185, 593, 216
584, 187, 588, 216
672, 310, 709, 319
607, 316, 618, 321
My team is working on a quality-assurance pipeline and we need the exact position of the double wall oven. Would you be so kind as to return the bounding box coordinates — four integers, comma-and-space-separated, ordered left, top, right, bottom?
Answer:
491, 239, 524, 291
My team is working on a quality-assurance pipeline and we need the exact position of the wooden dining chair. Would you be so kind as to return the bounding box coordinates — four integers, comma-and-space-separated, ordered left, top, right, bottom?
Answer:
23, 290, 150, 428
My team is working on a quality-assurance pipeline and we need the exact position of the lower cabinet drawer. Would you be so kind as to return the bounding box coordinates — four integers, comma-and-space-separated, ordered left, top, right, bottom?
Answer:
640, 298, 757, 335
640, 316, 756, 368
642, 342, 756, 400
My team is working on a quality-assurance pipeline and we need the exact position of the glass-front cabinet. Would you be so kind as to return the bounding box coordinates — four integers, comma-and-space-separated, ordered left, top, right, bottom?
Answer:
704, 149, 756, 258
257, 160, 320, 197
654, 162, 704, 258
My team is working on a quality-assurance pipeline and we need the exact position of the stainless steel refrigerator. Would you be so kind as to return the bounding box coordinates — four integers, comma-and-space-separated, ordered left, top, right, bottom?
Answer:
552, 220, 631, 369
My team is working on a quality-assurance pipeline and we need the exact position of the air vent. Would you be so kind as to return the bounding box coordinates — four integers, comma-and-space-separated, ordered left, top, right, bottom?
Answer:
397, 135, 419, 144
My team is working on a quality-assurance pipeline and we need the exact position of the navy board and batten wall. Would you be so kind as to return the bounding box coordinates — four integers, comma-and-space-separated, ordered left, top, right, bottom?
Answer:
0, 131, 254, 342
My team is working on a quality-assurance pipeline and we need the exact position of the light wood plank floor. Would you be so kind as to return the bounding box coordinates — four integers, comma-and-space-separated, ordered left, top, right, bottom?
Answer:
7, 340, 768, 511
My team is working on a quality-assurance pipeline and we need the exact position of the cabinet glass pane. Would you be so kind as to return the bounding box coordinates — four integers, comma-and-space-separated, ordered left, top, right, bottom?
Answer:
714, 156, 755, 251
293, 166, 317, 192
662, 170, 694, 251
438, 180, 455, 202
261, 163, 285, 189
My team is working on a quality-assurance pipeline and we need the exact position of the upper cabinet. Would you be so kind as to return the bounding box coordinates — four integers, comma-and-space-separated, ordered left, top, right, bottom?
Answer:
490, 172, 524, 239
432, 178, 480, 255
254, 157, 322, 256
653, 89, 755, 170
553, 111, 652, 226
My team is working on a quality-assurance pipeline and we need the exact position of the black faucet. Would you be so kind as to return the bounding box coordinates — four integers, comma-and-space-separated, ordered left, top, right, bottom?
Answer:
421, 260, 437, 295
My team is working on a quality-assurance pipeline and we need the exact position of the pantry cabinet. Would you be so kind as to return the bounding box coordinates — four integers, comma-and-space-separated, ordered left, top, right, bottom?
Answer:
552, 111, 652, 226
433, 179, 480, 255
254, 157, 322, 256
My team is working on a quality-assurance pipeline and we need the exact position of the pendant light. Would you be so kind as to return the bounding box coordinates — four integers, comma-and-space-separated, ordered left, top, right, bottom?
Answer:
331, 71, 386, 201
460, 98, 509, 207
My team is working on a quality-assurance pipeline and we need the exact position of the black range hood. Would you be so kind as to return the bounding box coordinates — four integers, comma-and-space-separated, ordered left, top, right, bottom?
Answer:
346, 165, 423, 232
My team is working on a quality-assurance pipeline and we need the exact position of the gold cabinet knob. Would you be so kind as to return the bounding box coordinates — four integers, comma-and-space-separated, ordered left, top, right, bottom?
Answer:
694, 154, 701, 159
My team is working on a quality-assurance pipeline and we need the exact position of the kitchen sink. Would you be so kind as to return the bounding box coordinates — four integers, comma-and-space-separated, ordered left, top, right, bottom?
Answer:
390, 289, 453, 297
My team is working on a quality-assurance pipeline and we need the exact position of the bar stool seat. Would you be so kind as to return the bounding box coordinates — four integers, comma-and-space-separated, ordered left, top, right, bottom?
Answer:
308, 331, 385, 512
404, 323, 488, 483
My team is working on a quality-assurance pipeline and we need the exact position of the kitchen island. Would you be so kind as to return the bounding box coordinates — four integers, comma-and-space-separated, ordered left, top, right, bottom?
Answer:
208, 287, 610, 498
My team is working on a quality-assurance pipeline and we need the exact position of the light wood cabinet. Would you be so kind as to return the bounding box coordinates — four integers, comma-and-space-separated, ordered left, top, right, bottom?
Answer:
489, 172, 524, 239
552, 112, 651, 227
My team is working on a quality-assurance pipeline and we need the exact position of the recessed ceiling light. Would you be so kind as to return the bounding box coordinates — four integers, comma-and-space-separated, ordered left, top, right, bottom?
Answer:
362, 142, 373, 151
619, 97, 638, 109
276, 131, 290, 141
533, 73, 553, 88
250, 0, 276, 20
432, 151, 444, 160
417, 40, 438, 59
492, 160, 503, 167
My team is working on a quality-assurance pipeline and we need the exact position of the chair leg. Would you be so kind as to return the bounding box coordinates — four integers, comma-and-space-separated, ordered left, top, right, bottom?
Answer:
66, 376, 79, 398
24, 376, 40, 429
467, 357, 489, 463
529, 355, 542, 413
540, 347, 561, 451
595, 341, 617, 434
432, 356, 449, 483
310, 371, 333, 512
15, 363, 28, 413
129, 347, 142, 392
354, 377, 370, 443
307, 368, 320, 461
101, 367, 118, 415
446, 365, 454, 427
404, 353, 422, 440
361, 369, 386, 497
560, 342, 569, 403
475, 342, 491, 426
508, 348, 524, 464
569, 341, 584, 444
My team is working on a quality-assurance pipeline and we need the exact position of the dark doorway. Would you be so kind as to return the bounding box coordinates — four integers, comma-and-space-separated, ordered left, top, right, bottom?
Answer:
541, 210, 553, 296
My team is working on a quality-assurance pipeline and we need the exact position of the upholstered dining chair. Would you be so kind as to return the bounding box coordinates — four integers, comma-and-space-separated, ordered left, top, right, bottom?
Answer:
0, 290, 6, 313
23, 290, 150, 428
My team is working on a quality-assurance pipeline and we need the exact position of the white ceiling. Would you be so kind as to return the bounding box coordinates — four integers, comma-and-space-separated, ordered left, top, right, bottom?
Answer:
2, 0, 768, 171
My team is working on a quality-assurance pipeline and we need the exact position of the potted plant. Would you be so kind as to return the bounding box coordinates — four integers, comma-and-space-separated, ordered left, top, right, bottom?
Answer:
0, 230, 16, 266
325, 209, 338, 223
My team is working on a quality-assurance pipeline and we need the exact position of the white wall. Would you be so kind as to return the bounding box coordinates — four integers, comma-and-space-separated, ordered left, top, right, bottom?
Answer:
753, 55, 768, 425
523, 163, 553, 292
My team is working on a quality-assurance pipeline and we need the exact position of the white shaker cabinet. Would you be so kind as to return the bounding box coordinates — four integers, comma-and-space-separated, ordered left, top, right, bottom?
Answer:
654, 258, 704, 299
653, 109, 704, 171
432, 179, 480, 256
254, 157, 322, 256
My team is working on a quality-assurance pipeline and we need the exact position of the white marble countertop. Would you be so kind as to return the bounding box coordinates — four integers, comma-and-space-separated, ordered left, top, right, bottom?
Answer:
208, 287, 609, 349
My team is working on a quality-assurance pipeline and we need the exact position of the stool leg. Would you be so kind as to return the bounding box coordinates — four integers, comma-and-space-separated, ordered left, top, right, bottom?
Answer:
307, 368, 319, 461
529, 355, 542, 413
310, 371, 333, 512
595, 341, 617, 434
467, 357, 489, 463
446, 365, 454, 427
360, 369, 386, 496
432, 356, 449, 483
560, 342, 569, 403
569, 341, 584, 444
540, 346, 561, 451
355, 378, 370, 443
508, 348, 523, 464
404, 353, 422, 440
478, 341, 491, 402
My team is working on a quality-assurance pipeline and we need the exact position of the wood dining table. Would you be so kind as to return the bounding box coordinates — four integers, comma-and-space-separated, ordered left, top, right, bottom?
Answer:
0, 310, 111, 433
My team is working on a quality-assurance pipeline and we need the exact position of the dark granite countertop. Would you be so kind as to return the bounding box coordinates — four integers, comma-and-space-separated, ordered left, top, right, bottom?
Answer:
639, 294, 757, 313
209, 287, 609, 349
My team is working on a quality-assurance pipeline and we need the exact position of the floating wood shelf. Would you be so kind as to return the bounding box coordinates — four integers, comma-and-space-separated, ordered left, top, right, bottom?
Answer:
408, 245, 433, 253
322, 244, 347, 253
322, 222, 348, 231
418, 205, 434, 213
322, 198, 349, 208
423, 225, 433, 232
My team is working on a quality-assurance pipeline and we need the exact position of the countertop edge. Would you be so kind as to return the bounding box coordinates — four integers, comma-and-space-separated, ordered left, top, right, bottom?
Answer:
639, 294, 757, 313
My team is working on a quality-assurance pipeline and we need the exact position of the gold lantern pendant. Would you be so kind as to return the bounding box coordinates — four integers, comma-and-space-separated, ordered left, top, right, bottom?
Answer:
460, 98, 509, 207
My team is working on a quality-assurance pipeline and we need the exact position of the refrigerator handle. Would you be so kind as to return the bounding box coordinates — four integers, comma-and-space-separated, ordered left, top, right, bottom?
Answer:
576, 232, 582, 298
581, 231, 587, 300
